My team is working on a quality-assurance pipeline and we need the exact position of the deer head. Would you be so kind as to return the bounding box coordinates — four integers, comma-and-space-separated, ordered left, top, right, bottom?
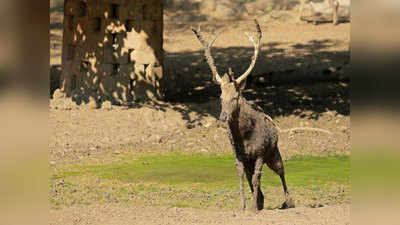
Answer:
192, 19, 262, 122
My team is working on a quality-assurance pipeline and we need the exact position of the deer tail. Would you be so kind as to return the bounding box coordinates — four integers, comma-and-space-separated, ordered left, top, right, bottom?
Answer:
265, 114, 281, 132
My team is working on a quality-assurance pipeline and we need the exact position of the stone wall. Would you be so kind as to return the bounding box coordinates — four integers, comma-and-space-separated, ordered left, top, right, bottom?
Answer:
61, 0, 163, 105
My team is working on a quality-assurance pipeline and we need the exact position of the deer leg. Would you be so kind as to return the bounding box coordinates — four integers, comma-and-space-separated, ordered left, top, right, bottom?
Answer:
266, 150, 295, 209
245, 161, 264, 212
244, 162, 255, 209
279, 172, 295, 209
245, 161, 255, 194
251, 157, 264, 211
235, 158, 246, 210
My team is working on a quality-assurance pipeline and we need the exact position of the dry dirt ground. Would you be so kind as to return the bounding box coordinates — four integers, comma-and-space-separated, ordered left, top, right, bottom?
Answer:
50, 203, 350, 225
50, 6, 350, 225
50, 94, 349, 165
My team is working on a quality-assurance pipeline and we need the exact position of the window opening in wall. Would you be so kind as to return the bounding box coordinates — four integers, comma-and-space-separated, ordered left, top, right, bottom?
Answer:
111, 4, 119, 19
125, 20, 133, 32
67, 45, 75, 60
128, 49, 134, 62
71, 74, 77, 91
81, 61, 90, 72
130, 78, 135, 90
142, 4, 148, 20
112, 63, 120, 76
94, 17, 101, 32
152, 22, 158, 34
79, 0, 87, 17
67, 15, 74, 30
111, 33, 117, 45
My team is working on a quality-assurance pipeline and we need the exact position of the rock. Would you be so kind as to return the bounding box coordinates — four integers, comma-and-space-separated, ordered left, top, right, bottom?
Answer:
202, 117, 216, 128
87, 96, 99, 109
203, 121, 212, 128
270, 10, 296, 22
61, 98, 79, 110
340, 126, 347, 132
52, 89, 65, 99
102, 101, 113, 110
309, 203, 324, 208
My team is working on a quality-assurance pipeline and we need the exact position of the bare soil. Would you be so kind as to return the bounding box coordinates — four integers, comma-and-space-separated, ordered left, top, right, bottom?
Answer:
50, 93, 349, 165
50, 203, 350, 225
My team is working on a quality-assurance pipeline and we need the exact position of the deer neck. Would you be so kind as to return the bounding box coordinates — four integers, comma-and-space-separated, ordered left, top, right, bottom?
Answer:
228, 96, 248, 133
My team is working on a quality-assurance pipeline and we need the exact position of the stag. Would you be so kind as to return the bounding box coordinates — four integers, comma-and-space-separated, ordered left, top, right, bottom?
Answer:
192, 20, 295, 211
300, 0, 351, 25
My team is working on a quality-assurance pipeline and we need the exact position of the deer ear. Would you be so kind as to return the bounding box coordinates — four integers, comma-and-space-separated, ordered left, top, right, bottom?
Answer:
235, 79, 246, 91
221, 73, 230, 84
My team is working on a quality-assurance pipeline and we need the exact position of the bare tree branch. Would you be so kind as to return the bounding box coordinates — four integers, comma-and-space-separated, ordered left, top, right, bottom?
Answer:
265, 114, 335, 135
281, 127, 334, 135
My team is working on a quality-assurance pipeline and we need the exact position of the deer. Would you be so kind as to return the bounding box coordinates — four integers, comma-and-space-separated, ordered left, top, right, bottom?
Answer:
191, 20, 295, 212
299, 0, 351, 25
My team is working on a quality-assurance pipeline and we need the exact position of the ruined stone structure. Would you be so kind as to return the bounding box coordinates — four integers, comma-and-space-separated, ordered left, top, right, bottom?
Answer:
61, 0, 164, 104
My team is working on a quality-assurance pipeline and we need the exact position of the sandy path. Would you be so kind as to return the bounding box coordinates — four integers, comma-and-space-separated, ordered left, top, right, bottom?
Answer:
50, 203, 350, 225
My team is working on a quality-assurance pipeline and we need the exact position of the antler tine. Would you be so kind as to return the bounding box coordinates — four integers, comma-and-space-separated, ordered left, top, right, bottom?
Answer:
191, 27, 223, 84
208, 30, 222, 47
235, 19, 262, 85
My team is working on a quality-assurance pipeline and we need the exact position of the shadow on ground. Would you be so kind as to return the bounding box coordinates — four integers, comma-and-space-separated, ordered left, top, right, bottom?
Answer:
51, 37, 349, 123
162, 38, 349, 122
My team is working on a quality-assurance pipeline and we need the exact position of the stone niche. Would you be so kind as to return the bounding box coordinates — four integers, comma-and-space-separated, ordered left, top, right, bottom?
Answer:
61, 0, 164, 104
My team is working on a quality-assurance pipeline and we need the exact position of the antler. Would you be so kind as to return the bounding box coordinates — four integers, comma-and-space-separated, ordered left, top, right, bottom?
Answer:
235, 19, 262, 85
191, 27, 223, 84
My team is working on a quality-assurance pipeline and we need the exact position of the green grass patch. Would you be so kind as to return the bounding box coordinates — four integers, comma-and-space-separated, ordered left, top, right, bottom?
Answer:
51, 154, 350, 209
57, 154, 349, 189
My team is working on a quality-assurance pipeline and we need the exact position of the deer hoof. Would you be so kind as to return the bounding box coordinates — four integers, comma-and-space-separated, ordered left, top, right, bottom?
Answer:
280, 197, 295, 209
250, 202, 263, 212
257, 199, 264, 211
